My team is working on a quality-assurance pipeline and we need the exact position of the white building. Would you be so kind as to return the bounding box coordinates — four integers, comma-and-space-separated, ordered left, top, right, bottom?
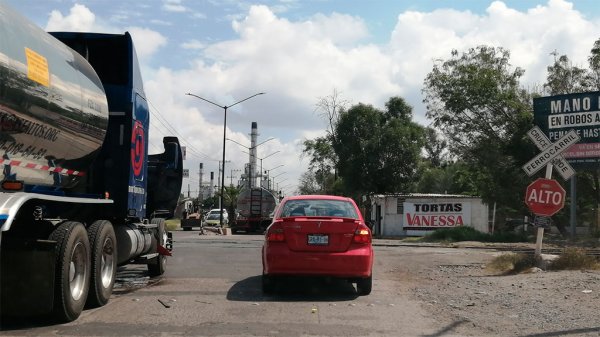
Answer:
369, 194, 489, 237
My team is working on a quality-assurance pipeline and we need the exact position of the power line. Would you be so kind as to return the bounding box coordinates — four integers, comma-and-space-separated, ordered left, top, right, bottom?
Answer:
145, 98, 218, 160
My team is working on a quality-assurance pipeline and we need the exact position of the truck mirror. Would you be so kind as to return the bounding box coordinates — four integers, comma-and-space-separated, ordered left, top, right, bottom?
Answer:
164, 141, 180, 170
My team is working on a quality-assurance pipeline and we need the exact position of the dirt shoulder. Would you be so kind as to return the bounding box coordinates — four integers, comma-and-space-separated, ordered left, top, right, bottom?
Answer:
385, 241, 600, 336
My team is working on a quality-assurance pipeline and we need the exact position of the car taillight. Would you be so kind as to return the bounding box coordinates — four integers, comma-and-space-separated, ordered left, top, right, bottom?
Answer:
353, 224, 371, 244
266, 221, 285, 242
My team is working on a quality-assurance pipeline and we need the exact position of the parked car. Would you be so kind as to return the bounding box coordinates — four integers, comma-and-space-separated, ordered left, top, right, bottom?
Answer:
261, 195, 373, 295
203, 209, 228, 226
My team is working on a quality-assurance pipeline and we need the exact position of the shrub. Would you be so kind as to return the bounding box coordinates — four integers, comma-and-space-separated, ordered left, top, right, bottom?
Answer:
549, 248, 600, 270
165, 219, 180, 231
487, 253, 536, 274
424, 226, 529, 243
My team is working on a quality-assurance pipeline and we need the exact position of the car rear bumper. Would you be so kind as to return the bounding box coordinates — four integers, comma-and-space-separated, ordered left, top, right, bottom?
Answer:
263, 243, 373, 278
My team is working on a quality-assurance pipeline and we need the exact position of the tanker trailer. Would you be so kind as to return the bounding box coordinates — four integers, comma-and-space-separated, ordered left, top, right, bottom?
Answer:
0, 4, 183, 322
232, 187, 277, 234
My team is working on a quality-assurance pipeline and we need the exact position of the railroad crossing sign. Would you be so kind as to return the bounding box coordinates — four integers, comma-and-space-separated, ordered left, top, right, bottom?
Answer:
522, 129, 580, 177
526, 126, 576, 180
525, 178, 566, 216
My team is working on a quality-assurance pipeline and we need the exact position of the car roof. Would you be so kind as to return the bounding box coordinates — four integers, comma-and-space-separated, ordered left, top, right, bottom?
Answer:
281, 195, 355, 203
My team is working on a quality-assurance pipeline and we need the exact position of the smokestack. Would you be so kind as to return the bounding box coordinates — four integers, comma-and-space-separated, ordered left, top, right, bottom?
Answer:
249, 122, 258, 188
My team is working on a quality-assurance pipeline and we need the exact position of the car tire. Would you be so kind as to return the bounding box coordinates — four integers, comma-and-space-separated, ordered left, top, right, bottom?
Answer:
356, 275, 372, 295
262, 273, 275, 294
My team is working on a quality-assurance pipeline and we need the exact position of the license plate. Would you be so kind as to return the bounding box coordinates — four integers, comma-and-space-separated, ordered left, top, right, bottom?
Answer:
307, 234, 329, 245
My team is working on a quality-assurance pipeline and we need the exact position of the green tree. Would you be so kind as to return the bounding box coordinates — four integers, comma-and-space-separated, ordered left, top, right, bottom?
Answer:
302, 137, 337, 193
544, 53, 587, 95
300, 89, 349, 194
423, 46, 534, 215
422, 127, 448, 169
416, 161, 478, 195
333, 97, 425, 197
222, 185, 242, 223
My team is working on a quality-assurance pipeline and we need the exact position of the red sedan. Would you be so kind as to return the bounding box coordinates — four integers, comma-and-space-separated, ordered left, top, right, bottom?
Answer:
261, 195, 373, 295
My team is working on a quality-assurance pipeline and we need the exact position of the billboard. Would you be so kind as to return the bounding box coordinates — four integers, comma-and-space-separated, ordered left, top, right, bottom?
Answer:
533, 91, 600, 169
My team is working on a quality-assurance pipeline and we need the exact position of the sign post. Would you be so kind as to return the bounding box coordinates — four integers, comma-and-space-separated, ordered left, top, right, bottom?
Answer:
523, 128, 578, 260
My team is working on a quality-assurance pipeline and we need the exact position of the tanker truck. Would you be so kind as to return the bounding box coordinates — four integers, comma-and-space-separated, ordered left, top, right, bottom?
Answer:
232, 187, 277, 234
0, 4, 183, 322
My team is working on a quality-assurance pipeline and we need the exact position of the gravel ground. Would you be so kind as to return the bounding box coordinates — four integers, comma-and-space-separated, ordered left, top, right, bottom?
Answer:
398, 242, 600, 337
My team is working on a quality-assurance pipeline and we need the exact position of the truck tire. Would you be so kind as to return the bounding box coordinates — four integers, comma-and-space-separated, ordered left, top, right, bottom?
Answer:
86, 220, 117, 308
148, 218, 167, 276
49, 221, 91, 322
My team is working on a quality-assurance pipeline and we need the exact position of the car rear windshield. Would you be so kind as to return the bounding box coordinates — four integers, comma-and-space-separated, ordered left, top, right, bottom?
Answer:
279, 199, 359, 219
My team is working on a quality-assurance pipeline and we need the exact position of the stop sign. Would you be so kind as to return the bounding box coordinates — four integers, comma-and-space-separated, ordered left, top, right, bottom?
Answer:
525, 178, 566, 216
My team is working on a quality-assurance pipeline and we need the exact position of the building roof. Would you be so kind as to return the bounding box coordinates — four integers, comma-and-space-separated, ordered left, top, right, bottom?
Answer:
372, 193, 481, 199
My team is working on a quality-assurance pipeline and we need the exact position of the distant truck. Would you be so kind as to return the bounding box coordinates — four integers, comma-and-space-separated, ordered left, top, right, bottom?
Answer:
0, 4, 183, 322
232, 187, 277, 233
180, 199, 203, 231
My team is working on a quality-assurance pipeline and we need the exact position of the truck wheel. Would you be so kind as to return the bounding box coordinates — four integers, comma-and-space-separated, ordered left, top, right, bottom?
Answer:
86, 220, 117, 308
49, 221, 91, 322
148, 218, 167, 276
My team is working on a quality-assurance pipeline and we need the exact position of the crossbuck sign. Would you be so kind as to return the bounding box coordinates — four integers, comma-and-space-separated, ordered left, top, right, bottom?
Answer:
522, 128, 580, 179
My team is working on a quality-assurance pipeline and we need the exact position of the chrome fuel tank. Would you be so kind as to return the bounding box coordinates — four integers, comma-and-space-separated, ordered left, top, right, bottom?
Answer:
0, 4, 108, 190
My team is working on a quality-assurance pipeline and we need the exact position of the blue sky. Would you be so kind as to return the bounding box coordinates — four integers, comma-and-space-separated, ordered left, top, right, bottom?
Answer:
5, 0, 600, 196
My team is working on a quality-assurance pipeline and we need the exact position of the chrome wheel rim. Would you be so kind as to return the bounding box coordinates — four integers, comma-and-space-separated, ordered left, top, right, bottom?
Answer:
69, 241, 87, 301
100, 236, 115, 288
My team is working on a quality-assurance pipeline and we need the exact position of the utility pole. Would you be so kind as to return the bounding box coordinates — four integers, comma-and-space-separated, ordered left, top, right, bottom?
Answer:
228, 169, 241, 186
198, 163, 204, 201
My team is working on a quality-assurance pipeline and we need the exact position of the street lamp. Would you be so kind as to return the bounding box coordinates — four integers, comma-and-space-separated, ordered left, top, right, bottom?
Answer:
258, 151, 280, 188
227, 137, 275, 187
186, 92, 265, 227
227, 137, 275, 150
265, 164, 284, 175
264, 164, 284, 189
238, 149, 280, 188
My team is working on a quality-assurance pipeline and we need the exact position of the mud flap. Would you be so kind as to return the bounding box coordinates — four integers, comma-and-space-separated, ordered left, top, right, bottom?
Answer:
1, 239, 56, 317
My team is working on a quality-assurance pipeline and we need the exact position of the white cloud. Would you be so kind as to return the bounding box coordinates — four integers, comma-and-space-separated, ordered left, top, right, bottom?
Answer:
46, 4, 109, 32
387, 0, 600, 123
181, 39, 205, 50
162, 0, 187, 13
126, 27, 168, 61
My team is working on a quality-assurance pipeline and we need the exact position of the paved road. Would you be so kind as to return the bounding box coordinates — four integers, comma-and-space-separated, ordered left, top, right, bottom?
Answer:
0, 231, 450, 337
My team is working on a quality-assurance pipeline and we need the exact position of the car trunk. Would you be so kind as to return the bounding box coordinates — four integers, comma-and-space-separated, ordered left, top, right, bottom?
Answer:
281, 217, 359, 253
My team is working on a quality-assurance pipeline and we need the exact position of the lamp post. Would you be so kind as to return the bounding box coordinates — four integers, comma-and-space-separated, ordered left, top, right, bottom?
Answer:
264, 164, 284, 189
271, 172, 286, 193
258, 151, 280, 188
226, 137, 275, 187
186, 92, 265, 227
228, 168, 241, 186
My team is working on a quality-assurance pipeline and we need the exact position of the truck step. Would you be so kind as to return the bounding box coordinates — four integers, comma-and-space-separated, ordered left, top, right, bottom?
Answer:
136, 253, 159, 261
